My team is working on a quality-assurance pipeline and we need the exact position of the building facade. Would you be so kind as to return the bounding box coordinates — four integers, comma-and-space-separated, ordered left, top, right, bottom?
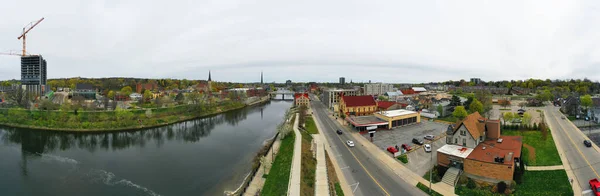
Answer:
21, 55, 47, 95
374, 109, 420, 129
294, 93, 310, 107
339, 95, 377, 116
321, 88, 360, 111
339, 77, 345, 85
364, 83, 394, 96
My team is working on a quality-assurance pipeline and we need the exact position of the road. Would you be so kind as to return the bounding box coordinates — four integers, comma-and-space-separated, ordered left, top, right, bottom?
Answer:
544, 105, 600, 194
310, 94, 425, 196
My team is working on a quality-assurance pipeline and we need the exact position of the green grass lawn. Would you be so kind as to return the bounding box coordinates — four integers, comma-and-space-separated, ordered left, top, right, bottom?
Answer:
300, 131, 316, 195
502, 130, 561, 166
517, 170, 572, 195
261, 133, 295, 196
456, 170, 572, 195
436, 116, 458, 123
305, 116, 319, 134
334, 183, 344, 196
568, 116, 576, 121
417, 182, 443, 196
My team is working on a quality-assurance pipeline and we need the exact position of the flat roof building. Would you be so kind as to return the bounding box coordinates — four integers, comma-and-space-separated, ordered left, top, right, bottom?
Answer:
374, 109, 421, 129
21, 55, 47, 95
321, 88, 360, 112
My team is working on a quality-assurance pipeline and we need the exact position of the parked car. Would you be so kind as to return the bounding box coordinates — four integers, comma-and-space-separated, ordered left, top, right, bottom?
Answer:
424, 144, 432, 153
412, 138, 424, 145
346, 140, 355, 147
401, 144, 412, 151
586, 116, 591, 121
585, 140, 593, 148
387, 146, 399, 154
424, 135, 435, 140
336, 130, 343, 135
590, 178, 600, 196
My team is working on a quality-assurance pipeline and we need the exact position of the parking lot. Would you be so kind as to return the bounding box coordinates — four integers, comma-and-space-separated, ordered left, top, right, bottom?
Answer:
362, 120, 449, 150
360, 120, 449, 175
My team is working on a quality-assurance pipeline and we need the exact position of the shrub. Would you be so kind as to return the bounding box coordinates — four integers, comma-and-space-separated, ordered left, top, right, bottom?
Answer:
458, 175, 468, 185
497, 181, 507, 193
398, 154, 408, 163
467, 178, 476, 189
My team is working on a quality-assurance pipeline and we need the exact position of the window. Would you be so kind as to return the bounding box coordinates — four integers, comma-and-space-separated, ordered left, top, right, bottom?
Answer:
479, 136, 483, 141
460, 130, 466, 136
455, 138, 457, 144
462, 138, 466, 146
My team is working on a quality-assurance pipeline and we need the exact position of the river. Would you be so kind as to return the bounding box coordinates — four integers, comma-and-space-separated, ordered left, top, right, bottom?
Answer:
0, 100, 291, 196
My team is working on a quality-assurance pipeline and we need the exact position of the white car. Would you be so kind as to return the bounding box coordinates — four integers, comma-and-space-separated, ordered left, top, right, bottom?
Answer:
424, 144, 432, 153
346, 140, 355, 147
424, 135, 435, 140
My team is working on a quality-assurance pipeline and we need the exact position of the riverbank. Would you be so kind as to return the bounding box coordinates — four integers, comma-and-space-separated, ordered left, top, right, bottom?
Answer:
0, 100, 248, 132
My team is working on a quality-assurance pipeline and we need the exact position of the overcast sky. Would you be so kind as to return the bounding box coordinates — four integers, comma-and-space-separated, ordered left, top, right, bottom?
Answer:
1, 0, 600, 83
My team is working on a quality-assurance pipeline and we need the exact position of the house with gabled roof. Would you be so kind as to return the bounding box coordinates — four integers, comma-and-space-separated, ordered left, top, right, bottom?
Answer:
438, 112, 521, 185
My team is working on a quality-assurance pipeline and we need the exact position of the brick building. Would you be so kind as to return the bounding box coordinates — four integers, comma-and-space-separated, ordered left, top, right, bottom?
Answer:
136, 82, 158, 93
377, 101, 401, 111
339, 95, 377, 116
294, 93, 310, 107
438, 112, 522, 184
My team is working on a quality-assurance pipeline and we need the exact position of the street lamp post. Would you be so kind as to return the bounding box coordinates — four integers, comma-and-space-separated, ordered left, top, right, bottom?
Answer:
429, 147, 433, 194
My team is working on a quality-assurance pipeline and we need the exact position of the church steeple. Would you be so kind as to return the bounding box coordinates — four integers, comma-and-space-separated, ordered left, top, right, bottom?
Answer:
261, 71, 263, 84
208, 70, 212, 81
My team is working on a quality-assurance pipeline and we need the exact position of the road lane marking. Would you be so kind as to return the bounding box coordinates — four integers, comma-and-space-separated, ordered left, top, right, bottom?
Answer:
340, 166, 350, 170
551, 109, 600, 179
320, 111, 391, 196
350, 182, 360, 193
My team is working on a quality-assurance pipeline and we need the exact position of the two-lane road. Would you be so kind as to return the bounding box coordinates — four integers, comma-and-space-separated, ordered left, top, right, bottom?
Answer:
310, 95, 424, 196
544, 105, 600, 194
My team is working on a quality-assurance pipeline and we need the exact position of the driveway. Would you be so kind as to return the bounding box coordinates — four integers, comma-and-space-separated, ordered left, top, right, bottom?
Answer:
405, 137, 447, 176
362, 121, 449, 151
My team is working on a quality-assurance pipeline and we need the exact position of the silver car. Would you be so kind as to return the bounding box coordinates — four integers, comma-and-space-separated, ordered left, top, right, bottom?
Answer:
346, 140, 355, 147
424, 144, 432, 152
424, 135, 435, 140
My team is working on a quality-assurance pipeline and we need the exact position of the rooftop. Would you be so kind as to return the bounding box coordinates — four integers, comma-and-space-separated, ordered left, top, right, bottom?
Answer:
438, 144, 474, 159
377, 101, 398, 109
376, 109, 417, 118
345, 115, 388, 127
412, 87, 427, 92
467, 136, 522, 165
341, 95, 377, 107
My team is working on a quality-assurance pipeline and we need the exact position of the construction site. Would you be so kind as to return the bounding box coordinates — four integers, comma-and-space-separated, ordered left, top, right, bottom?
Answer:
1, 17, 48, 97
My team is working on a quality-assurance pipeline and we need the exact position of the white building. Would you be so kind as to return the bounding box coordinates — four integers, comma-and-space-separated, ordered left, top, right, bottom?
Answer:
130, 93, 142, 101
321, 88, 360, 112
364, 83, 395, 96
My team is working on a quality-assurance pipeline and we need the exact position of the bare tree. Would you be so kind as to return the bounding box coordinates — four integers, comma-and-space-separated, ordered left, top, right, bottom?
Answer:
7, 87, 29, 108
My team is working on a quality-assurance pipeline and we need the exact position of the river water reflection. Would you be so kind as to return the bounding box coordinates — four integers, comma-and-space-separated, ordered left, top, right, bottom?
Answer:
0, 101, 291, 196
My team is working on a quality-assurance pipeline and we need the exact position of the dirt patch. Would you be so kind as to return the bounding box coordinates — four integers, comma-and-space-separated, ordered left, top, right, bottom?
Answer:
523, 143, 536, 163
325, 150, 340, 196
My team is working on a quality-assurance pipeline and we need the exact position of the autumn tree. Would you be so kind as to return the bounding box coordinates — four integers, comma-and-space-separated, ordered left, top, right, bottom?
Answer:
581, 94, 593, 113
503, 112, 514, 124
143, 90, 153, 103
120, 86, 133, 97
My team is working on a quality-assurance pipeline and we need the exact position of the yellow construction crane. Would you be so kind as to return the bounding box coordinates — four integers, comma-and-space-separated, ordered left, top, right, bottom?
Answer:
17, 17, 44, 56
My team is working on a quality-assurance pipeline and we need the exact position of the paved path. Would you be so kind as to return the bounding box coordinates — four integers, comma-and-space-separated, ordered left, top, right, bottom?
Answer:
288, 113, 301, 196
313, 119, 354, 195
313, 134, 330, 196
242, 136, 282, 196
526, 165, 565, 171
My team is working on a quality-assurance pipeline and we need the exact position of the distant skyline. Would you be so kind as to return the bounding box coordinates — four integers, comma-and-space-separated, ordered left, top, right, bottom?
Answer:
1, 0, 600, 83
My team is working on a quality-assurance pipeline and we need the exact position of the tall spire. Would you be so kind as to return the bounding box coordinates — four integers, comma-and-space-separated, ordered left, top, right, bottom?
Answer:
208, 70, 212, 81
261, 71, 263, 84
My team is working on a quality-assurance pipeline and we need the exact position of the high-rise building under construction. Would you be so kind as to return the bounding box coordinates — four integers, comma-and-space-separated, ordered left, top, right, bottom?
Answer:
21, 55, 47, 95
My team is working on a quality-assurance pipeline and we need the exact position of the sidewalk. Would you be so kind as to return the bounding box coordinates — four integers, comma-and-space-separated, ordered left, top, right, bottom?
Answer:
288, 113, 301, 196
328, 110, 457, 196
313, 134, 330, 196
312, 114, 354, 196
242, 136, 282, 196
525, 165, 564, 171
